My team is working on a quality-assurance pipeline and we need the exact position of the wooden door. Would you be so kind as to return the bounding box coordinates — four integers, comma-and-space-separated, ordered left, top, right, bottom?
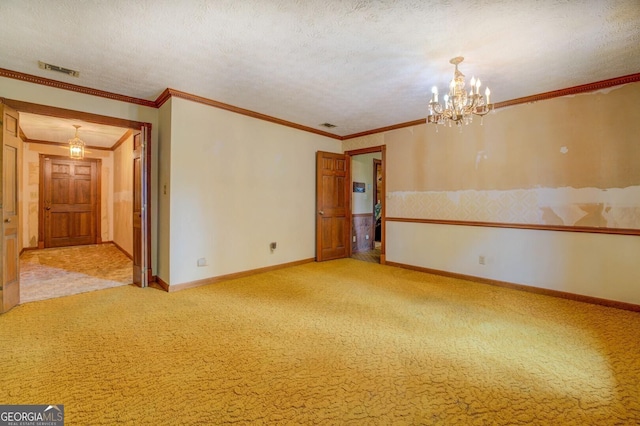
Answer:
41, 156, 100, 248
1, 104, 20, 313
132, 132, 142, 286
132, 125, 151, 288
316, 151, 350, 261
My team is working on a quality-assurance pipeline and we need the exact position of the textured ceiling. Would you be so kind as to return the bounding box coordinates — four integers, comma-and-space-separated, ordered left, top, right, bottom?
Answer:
1, 0, 639, 137
19, 113, 130, 148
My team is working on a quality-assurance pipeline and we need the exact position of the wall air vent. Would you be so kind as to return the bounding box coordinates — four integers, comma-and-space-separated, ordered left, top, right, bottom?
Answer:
38, 61, 80, 77
319, 123, 337, 128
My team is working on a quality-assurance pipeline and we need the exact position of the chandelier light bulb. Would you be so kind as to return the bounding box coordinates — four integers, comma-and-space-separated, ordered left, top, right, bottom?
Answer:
68, 124, 85, 159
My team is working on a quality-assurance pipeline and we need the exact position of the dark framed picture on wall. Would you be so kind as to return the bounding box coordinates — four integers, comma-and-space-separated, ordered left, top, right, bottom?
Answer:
353, 182, 365, 193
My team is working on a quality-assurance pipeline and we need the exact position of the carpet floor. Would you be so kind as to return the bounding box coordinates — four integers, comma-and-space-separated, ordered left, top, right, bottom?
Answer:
1, 259, 639, 425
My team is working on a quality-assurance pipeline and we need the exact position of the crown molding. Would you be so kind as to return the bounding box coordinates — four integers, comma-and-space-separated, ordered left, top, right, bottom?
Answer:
155, 88, 343, 140
341, 119, 426, 140
3, 67, 639, 141
341, 73, 640, 140
1, 98, 148, 130
0, 68, 157, 108
493, 73, 640, 109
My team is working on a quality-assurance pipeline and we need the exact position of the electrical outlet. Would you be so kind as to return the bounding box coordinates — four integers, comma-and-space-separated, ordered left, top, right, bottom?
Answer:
353, 236, 356, 243
197, 258, 207, 267
479, 255, 485, 265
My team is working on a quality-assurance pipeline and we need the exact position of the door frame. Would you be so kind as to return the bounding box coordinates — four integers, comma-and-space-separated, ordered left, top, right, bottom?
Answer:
372, 157, 382, 247
38, 154, 102, 249
345, 145, 386, 264
0, 98, 153, 287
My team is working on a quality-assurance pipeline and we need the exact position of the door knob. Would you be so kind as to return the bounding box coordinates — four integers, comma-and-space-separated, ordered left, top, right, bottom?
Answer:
45, 207, 51, 210
4, 218, 10, 223
318, 211, 324, 215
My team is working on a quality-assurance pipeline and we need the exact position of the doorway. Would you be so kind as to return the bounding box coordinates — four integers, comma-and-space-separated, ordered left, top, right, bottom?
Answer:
1, 97, 152, 308
347, 146, 385, 264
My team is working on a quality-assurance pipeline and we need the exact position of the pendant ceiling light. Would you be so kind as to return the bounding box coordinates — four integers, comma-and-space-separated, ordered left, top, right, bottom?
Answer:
427, 57, 492, 130
68, 125, 85, 159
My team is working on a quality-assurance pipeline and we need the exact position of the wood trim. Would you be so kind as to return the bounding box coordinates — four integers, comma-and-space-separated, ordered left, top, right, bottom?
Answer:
0, 98, 147, 130
385, 261, 640, 313
96, 159, 102, 244
343, 119, 426, 140
19, 246, 39, 256
345, 146, 386, 156
0, 68, 157, 108
24, 138, 111, 151
385, 217, 640, 236
38, 154, 45, 247
381, 146, 386, 262
493, 73, 640, 109
143, 124, 153, 287
155, 276, 170, 292
373, 157, 382, 250
107, 240, 133, 260
156, 88, 342, 140
341, 73, 640, 140
110, 129, 134, 151
4, 67, 637, 142
167, 258, 315, 292
154, 88, 172, 108
346, 145, 386, 263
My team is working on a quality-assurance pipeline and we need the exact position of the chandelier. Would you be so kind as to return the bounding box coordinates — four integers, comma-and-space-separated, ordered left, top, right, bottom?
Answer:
68, 125, 85, 159
427, 57, 492, 130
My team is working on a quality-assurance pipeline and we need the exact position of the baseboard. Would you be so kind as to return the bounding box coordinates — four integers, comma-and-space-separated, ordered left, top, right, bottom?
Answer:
385, 261, 640, 313
19, 247, 39, 256
167, 258, 315, 292
155, 276, 170, 292
102, 240, 133, 260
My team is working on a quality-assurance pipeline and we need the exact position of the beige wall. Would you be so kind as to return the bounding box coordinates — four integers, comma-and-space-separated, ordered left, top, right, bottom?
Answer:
21, 142, 113, 248
165, 97, 341, 286
113, 135, 134, 255
344, 82, 640, 304
379, 84, 640, 230
1, 75, 159, 272
157, 99, 172, 283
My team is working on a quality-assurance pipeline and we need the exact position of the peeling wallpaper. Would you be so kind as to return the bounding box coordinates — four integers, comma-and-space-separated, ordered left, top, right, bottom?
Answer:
387, 187, 640, 229
344, 83, 640, 231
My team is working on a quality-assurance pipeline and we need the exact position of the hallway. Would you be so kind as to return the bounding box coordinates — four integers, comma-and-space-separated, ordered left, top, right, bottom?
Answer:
20, 243, 132, 303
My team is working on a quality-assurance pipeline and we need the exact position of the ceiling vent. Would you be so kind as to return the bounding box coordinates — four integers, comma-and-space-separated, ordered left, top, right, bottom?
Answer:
38, 61, 80, 77
319, 123, 337, 128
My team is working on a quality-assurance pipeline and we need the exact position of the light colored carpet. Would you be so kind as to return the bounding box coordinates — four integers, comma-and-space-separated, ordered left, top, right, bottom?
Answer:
1, 259, 639, 425
20, 244, 132, 303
